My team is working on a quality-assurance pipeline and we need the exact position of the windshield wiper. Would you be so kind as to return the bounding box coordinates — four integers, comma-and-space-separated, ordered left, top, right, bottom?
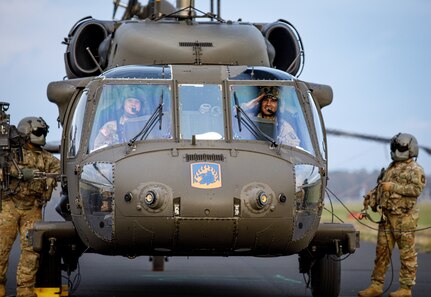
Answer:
128, 92, 164, 146
233, 92, 277, 147
234, 92, 242, 132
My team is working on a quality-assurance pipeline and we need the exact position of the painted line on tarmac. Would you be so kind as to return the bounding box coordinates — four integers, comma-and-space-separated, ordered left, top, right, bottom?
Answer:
140, 273, 303, 285
273, 274, 302, 284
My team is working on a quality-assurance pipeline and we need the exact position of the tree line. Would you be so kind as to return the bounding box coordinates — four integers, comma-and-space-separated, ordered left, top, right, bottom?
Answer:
327, 169, 431, 201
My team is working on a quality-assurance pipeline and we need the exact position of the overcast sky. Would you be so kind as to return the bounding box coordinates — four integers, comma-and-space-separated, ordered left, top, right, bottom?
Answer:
0, 0, 430, 174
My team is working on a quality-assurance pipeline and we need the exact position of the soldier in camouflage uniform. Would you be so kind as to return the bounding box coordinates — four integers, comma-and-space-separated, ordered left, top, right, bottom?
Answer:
0, 117, 60, 297
358, 133, 426, 297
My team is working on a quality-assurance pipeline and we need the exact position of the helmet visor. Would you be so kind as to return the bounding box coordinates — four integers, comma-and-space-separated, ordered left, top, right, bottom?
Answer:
391, 141, 409, 153
32, 127, 48, 137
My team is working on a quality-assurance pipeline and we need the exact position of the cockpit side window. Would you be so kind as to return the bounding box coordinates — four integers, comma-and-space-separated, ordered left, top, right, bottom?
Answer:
308, 91, 326, 159
178, 84, 224, 140
89, 84, 172, 152
67, 90, 88, 158
230, 85, 314, 155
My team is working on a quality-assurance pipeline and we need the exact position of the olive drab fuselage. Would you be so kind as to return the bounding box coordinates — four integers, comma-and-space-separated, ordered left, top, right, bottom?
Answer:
55, 65, 330, 256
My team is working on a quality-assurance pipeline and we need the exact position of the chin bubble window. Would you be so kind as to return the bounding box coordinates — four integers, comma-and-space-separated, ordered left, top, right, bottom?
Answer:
80, 162, 114, 241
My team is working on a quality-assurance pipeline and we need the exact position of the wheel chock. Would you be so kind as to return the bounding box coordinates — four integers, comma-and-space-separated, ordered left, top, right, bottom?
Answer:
35, 286, 69, 297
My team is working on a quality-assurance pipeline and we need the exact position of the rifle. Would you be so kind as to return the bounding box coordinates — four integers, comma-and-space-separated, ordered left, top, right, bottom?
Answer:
0, 102, 26, 212
360, 167, 385, 221
33, 171, 61, 181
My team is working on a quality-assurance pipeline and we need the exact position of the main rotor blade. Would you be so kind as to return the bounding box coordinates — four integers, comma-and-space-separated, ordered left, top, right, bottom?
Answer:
326, 128, 431, 156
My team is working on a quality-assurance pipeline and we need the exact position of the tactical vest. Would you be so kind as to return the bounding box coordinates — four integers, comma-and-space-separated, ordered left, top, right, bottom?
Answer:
7, 146, 59, 210
379, 159, 426, 215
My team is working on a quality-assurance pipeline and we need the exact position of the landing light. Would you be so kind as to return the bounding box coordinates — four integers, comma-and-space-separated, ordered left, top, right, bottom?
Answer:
144, 191, 157, 207
257, 191, 269, 208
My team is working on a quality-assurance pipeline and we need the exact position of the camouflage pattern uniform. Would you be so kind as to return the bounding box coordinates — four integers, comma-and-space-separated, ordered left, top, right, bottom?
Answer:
94, 120, 122, 148
367, 158, 426, 292
0, 144, 60, 297
93, 116, 129, 149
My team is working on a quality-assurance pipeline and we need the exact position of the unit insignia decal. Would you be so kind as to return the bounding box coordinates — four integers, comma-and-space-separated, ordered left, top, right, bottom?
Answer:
191, 162, 222, 189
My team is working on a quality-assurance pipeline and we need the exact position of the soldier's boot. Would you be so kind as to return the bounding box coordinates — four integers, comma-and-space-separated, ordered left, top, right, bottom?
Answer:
0, 284, 5, 297
16, 287, 37, 297
358, 283, 383, 297
388, 287, 412, 297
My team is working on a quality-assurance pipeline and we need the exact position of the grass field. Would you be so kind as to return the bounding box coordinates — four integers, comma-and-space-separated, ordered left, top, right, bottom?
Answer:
321, 200, 431, 253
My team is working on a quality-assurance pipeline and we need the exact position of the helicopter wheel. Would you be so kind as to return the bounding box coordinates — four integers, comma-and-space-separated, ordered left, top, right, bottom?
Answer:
151, 256, 165, 271
310, 255, 341, 297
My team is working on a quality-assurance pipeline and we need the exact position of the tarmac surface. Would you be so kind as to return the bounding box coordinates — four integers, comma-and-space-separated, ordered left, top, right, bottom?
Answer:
4, 204, 431, 297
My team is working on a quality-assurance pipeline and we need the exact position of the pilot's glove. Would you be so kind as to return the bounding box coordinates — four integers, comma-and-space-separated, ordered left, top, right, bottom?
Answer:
21, 168, 36, 181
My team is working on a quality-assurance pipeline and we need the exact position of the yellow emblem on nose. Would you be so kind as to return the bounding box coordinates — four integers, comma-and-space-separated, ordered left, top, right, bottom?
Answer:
191, 162, 222, 189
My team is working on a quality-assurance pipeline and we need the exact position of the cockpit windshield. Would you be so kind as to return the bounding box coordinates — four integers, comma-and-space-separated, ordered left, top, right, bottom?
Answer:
89, 84, 172, 152
230, 85, 314, 154
178, 84, 224, 140
87, 82, 314, 154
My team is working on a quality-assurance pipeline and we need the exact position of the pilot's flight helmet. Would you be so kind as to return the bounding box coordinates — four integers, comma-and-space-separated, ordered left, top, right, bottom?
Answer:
259, 86, 280, 101
122, 96, 144, 117
390, 133, 419, 161
17, 116, 49, 146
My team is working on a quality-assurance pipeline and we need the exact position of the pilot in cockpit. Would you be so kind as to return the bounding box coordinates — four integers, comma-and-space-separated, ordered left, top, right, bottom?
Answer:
242, 86, 301, 147
241, 86, 279, 121
93, 96, 143, 149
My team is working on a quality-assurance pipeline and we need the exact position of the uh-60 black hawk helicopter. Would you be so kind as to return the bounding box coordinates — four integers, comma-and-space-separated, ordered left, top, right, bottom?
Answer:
30, 1, 359, 296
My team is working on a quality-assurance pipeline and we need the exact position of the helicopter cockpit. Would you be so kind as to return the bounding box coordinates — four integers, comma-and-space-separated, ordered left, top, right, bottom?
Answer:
68, 66, 325, 157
